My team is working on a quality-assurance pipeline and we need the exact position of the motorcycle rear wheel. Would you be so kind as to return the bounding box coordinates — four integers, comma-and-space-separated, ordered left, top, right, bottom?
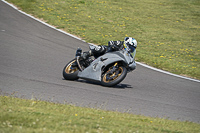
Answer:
101, 65, 127, 87
63, 59, 79, 80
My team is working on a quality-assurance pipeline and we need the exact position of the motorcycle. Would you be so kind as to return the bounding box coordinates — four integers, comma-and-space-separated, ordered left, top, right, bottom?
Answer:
63, 45, 136, 87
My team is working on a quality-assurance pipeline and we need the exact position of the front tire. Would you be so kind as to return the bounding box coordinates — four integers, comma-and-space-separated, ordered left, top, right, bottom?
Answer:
63, 59, 79, 80
101, 65, 127, 87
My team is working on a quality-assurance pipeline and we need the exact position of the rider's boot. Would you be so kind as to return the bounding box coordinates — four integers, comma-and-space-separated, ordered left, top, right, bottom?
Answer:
75, 47, 82, 57
81, 50, 92, 60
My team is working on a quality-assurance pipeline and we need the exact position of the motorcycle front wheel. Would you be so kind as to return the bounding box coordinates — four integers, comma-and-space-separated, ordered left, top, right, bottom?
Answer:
63, 59, 79, 80
101, 65, 127, 87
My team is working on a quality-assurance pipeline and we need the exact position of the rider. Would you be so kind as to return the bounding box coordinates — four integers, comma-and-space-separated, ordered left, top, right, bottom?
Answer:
81, 37, 137, 60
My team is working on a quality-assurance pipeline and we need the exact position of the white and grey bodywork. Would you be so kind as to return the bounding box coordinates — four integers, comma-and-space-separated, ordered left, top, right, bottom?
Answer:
78, 49, 136, 81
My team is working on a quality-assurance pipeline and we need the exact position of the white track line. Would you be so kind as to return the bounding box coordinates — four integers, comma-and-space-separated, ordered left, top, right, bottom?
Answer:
1, 0, 84, 41
2, 0, 200, 83
136, 62, 200, 82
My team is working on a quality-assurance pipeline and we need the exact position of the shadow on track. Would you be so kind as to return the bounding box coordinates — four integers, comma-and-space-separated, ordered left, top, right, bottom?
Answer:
75, 79, 132, 89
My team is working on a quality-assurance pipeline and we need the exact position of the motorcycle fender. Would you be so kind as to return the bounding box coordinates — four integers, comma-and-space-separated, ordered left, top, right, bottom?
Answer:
77, 59, 105, 81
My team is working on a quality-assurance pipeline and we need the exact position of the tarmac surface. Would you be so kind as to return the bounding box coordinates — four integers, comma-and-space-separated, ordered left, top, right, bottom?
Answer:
0, 1, 200, 123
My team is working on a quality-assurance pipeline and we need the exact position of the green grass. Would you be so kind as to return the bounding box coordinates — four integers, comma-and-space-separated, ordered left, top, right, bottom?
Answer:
1, 96, 200, 133
6, 0, 200, 79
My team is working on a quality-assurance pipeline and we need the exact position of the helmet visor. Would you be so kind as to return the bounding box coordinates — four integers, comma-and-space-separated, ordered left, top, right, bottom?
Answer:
129, 45, 135, 53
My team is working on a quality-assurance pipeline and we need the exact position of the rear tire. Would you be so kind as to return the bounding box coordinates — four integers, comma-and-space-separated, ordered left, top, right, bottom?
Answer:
101, 65, 127, 87
63, 59, 79, 80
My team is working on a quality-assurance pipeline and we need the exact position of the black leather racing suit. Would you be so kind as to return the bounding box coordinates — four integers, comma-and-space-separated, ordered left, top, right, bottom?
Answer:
88, 41, 124, 58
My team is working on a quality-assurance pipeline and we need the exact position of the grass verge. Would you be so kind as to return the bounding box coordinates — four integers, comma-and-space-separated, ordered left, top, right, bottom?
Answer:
5, 0, 200, 79
1, 96, 200, 133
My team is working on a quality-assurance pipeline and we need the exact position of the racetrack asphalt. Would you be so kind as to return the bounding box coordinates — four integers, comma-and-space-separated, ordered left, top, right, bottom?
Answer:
0, 1, 200, 123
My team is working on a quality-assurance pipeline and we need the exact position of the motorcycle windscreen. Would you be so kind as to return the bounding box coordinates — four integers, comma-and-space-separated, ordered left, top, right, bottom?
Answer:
131, 49, 136, 59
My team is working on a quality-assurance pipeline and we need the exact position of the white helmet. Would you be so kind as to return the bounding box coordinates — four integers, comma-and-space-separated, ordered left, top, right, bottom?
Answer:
124, 37, 137, 52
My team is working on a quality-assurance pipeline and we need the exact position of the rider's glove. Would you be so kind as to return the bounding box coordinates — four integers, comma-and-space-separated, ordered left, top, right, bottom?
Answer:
108, 41, 114, 46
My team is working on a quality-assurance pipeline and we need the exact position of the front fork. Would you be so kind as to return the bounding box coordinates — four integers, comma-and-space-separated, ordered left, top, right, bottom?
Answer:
114, 62, 118, 67
112, 62, 118, 70
105, 62, 119, 80
109, 62, 119, 73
